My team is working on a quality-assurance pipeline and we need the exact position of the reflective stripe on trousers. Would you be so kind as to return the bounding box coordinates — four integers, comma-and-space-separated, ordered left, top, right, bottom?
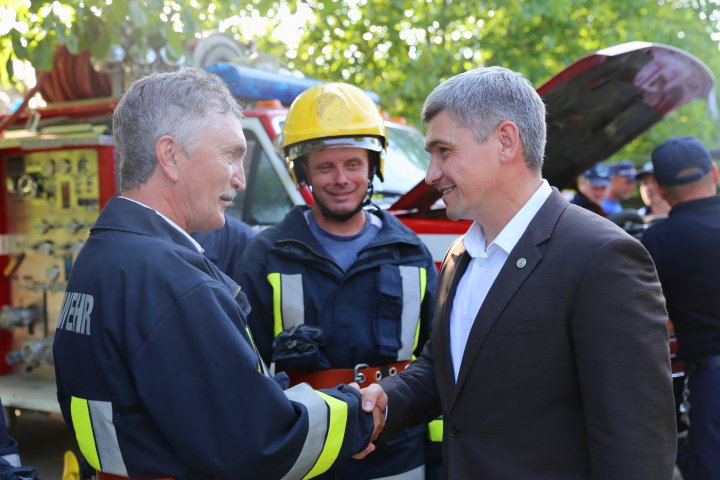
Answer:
373, 464, 425, 480
1, 453, 20, 468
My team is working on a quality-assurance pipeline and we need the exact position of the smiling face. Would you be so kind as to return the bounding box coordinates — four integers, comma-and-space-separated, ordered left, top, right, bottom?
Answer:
424, 110, 502, 222
176, 115, 247, 233
305, 147, 370, 219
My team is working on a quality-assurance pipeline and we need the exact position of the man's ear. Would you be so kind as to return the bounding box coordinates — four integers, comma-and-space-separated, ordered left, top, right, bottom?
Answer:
657, 183, 673, 206
497, 121, 521, 163
155, 135, 180, 182
300, 159, 311, 185
711, 163, 719, 187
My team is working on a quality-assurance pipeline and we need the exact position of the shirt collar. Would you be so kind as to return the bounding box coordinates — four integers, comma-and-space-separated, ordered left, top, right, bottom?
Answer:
119, 196, 204, 253
464, 179, 552, 258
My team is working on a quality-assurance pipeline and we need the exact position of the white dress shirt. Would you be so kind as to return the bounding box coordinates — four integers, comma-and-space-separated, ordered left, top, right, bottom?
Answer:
450, 180, 552, 380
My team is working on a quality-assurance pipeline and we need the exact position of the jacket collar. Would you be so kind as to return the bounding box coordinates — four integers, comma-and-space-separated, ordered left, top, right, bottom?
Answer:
92, 197, 201, 252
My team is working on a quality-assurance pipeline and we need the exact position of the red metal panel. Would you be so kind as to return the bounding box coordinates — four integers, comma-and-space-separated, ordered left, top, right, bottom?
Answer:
0, 148, 20, 374
97, 145, 118, 207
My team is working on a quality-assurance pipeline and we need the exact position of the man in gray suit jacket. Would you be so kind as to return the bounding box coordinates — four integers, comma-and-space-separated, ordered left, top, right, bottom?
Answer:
359, 67, 677, 479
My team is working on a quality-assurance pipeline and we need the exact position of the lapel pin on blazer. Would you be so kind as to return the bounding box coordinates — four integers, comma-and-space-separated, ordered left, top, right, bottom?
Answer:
516, 258, 527, 268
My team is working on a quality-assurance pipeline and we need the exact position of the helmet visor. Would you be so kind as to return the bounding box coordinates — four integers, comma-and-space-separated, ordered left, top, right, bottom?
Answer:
286, 136, 384, 162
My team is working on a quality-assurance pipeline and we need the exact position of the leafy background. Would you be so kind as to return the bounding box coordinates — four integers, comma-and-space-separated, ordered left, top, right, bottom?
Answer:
1, 0, 719, 164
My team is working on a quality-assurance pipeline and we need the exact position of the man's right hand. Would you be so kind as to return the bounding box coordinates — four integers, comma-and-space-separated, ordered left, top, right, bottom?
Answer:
351, 383, 388, 460
360, 382, 388, 410
349, 382, 386, 440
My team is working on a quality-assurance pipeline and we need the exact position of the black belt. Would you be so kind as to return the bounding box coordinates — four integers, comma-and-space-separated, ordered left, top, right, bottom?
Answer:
685, 355, 720, 374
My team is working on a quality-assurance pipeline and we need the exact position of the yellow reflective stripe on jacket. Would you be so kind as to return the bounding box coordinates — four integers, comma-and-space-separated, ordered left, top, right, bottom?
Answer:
280, 384, 349, 479
269, 266, 426, 360
70, 396, 128, 476
267, 272, 305, 337
427, 418, 443, 442
398, 266, 426, 361
414, 267, 427, 357
70, 397, 100, 470
245, 324, 269, 375
281, 384, 328, 480
304, 391, 348, 479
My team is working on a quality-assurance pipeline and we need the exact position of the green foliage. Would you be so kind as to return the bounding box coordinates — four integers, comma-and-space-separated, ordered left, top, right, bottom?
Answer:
1, 0, 719, 160
0, 0, 283, 76
279, 0, 720, 161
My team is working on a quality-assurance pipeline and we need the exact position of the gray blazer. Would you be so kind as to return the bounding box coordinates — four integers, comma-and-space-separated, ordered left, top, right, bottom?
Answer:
381, 189, 677, 480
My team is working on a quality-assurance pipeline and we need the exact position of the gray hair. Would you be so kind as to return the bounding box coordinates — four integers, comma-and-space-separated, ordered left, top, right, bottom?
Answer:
113, 67, 244, 192
422, 66, 546, 173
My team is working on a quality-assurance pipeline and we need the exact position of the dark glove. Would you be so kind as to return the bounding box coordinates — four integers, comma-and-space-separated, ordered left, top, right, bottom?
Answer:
272, 324, 331, 370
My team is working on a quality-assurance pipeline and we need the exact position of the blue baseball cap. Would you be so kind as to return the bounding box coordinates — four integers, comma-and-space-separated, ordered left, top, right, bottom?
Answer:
582, 163, 611, 187
651, 136, 712, 186
635, 161, 654, 180
608, 161, 637, 180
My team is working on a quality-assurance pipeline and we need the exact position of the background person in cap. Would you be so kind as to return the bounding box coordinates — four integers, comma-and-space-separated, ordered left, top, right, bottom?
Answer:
601, 160, 638, 215
570, 163, 610, 216
641, 135, 720, 480
635, 161, 671, 222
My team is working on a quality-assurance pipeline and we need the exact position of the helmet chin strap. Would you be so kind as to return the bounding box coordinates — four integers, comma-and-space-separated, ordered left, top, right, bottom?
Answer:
313, 182, 376, 222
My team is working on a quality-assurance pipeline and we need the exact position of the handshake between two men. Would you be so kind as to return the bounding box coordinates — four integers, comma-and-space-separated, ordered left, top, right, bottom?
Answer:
351, 383, 389, 460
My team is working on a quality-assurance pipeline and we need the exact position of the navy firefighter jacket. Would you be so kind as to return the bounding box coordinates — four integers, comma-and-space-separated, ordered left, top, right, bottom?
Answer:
233, 205, 438, 480
53, 197, 373, 480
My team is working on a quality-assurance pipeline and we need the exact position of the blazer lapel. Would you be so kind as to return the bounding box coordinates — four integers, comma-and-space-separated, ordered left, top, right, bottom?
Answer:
434, 239, 471, 408
450, 189, 567, 408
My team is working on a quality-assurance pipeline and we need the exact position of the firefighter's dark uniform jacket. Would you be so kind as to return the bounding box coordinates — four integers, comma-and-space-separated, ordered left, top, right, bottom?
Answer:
233, 205, 438, 480
53, 197, 373, 480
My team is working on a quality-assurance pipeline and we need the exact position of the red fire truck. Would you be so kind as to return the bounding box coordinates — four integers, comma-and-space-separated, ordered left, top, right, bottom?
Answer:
0, 42, 713, 422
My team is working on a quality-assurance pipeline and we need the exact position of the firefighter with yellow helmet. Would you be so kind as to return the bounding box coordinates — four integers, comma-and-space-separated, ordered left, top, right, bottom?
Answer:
233, 83, 437, 479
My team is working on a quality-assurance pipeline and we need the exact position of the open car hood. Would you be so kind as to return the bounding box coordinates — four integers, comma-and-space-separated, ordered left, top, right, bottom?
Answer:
390, 41, 716, 215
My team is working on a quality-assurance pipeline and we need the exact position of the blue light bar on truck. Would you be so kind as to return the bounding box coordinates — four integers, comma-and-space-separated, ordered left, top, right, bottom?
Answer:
205, 63, 381, 106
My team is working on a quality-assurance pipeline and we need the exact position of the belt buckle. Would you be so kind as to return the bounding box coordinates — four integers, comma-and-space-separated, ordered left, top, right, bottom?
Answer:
353, 363, 370, 384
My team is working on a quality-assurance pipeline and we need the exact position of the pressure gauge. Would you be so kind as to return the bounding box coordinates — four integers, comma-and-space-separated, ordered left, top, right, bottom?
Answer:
59, 158, 72, 174
44, 158, 56, 175
46, 265, 61, 283
17, 174, 39, 198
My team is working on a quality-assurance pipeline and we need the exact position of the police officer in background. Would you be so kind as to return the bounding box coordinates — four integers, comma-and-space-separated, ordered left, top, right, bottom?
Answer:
570, 163, 610, 216
52, 68, 378, 480
233, 82, 437, 480
641, 135, 720, 480
635, 161, 671, 222
601, 160, 637, 215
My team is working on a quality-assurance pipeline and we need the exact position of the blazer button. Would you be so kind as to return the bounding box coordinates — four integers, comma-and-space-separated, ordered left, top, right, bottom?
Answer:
450, 425, 461, 438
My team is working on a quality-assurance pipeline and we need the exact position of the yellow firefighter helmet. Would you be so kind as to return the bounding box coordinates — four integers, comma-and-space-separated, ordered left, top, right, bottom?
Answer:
282, 82, 386, 187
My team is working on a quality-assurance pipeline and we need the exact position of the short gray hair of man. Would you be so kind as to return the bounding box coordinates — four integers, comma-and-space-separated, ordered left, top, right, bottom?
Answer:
421, 66, 546, 173
113, 67, 244, 192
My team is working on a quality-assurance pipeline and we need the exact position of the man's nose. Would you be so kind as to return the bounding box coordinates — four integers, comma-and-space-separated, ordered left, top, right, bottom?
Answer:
334, 168, 350, 184
425, 157, 442, 185
231, 167, 246, 191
